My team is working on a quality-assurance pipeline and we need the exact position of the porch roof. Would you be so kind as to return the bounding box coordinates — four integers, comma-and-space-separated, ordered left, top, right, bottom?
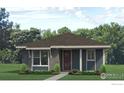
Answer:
16, 33, 110, 49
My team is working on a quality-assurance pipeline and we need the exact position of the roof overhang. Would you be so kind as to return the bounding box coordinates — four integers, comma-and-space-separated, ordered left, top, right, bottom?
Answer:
16, 45, 111, 50
26, 47, 50, 50
50, 45, 111, 48
16, 46, 26, 48
16, 46, 50, 50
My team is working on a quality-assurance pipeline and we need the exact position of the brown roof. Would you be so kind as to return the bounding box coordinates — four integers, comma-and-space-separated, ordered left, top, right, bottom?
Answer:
18, 33, 108, 48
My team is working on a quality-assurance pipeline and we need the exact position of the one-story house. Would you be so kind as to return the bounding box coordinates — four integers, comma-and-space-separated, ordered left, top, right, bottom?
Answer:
16, 33, 110, 72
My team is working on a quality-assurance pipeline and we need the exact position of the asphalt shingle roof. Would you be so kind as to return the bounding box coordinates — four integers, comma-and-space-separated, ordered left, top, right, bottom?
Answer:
18, 32, 108, 48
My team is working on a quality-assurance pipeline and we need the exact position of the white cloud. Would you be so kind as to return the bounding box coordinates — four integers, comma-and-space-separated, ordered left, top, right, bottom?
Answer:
1, 0, 124, 7
75, 10, 98, 25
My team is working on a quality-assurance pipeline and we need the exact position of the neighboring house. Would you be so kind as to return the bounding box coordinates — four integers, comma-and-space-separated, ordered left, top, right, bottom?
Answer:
16, 33, 110, 72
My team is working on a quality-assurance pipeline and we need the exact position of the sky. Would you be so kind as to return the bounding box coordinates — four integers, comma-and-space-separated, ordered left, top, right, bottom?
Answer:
1, 0, 124, 31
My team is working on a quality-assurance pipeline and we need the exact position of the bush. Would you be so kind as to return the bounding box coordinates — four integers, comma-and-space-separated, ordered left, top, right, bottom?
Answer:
53, 63, 60, 74
95, 70, 101, 75
69, 69, 81, 75
82, 72, 96, 75
19, 64, 29, 74
100, 65, 106, 73
72, 69, 79, 73
50, 70, 55, 73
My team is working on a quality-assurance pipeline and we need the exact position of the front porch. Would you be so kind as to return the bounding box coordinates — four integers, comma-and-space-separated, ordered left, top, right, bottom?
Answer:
50, 48, 104, 72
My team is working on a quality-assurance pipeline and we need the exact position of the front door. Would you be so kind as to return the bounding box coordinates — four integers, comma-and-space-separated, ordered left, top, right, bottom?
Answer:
63, 50, 71, 71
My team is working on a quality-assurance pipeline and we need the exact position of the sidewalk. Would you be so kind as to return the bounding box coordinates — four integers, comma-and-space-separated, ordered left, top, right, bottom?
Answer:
45, 72, 68, 80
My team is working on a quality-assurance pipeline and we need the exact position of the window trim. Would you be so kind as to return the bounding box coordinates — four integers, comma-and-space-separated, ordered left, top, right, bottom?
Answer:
32, 50, 49, 67
87, 49, 96, 61
86, 49, 96, 71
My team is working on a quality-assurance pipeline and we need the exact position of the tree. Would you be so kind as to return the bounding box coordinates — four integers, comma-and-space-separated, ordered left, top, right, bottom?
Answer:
73, 28, 92, 38
10, 27, 41, 47
41, 29, 57, 39
0, 8, 13, 49
57, 26, 71, 34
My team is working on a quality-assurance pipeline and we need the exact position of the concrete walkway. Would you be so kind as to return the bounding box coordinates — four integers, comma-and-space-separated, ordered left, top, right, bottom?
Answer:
45, 72, 68, 80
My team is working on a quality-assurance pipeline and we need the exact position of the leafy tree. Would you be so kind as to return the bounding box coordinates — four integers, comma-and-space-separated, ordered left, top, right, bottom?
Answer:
57, 26, 71, 34
41, 29, 57, 39
10, 27, 41, 47
0, 8, 13, 49
0, 49, 18, 64
73, 28, 92, 38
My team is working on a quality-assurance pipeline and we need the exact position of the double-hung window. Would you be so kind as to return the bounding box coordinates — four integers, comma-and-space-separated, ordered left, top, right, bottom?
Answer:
86, 49, 96, 71
33, 50, 40, 65
32, 50, 48, 66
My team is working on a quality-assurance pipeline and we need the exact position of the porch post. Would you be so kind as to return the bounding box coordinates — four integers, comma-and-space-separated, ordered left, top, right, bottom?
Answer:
103, 49, 105, 65
80, 49, 82, 71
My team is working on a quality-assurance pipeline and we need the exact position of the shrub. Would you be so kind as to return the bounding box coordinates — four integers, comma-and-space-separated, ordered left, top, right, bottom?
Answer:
53, 63, 60, 74
100, 65, 106, 73
72, 69, 79, 73
82, 72, 96, 75
19, 64, 29, 74
95, 70, 101, 75
50, 70, 55, 73
69, 69, 81, 75
68, 71, 73, 75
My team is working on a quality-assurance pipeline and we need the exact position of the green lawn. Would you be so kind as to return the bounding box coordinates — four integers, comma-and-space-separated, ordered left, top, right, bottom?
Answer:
105, 65, 124, 73
60, 65, 124, 80
60, 75, 101, 80
0, 64, 52, 80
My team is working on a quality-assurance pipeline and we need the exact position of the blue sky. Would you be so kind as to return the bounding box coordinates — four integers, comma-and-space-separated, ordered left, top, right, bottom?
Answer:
4, 7, 124, 31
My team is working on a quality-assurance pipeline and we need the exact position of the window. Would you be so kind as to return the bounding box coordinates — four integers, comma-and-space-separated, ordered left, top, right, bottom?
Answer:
87, 50, 95, 60
41, 51, 48, 65
32, 50, 48, 66
86, 49, 96, 71
33, 50, 40, 65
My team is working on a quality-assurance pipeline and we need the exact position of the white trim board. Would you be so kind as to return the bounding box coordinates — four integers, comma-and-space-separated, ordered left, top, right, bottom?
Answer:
103, 49, 105, 65
16, 46, 26, 48
26, 47, 50, 50
16, 45, 110, 49
50, 45, 111, 48
80, 49, 82, 71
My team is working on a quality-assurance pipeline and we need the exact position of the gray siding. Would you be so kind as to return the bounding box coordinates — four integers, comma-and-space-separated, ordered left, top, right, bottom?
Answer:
72, 49, 80, 70
82, 49, 86, 71
49, 49, 60, 70
33, 66, 48, 71
96, 49, 103, 70
59, 50, 62, 71
21, 50, 32, 70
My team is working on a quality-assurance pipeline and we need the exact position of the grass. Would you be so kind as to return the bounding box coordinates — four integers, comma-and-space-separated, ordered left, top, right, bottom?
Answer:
105, 65, 124, 73
60, 65, 124, 80
60, 75, 101, 80
0, 64, 52, 80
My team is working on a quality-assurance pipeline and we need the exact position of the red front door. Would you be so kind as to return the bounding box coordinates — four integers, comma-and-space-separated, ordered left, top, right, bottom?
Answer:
63, 50, 71, 71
